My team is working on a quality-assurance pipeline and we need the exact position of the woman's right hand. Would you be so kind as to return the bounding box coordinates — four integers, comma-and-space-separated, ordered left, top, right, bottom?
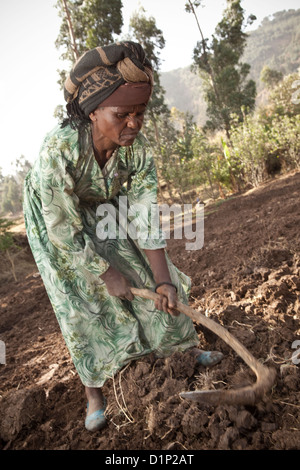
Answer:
100, 266, 134, 301
155, 283, 179, 317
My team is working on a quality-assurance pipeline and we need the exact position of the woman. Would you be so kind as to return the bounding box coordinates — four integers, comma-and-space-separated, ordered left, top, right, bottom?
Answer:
23, 41, 223, 432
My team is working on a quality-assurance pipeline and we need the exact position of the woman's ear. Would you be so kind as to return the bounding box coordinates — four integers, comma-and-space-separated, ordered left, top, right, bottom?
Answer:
89, 110, 97, 122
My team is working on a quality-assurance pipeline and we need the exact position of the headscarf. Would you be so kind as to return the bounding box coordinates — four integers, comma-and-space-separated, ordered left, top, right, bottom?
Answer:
64, 41, 153, 117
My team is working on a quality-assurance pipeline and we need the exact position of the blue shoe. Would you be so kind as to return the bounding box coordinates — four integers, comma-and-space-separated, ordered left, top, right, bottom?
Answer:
196, 351, 224, 367
85, 398, 107, 432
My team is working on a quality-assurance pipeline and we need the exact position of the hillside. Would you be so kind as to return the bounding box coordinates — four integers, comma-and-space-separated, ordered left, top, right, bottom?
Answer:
160, 66, 207, 125
1, 170, 299, 450
160, 8, 300, 124
244, 9, 300, 84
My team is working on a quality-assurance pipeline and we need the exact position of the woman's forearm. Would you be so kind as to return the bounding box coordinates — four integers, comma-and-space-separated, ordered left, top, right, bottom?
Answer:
144, 248, 178, 315
144, 248, 172, 284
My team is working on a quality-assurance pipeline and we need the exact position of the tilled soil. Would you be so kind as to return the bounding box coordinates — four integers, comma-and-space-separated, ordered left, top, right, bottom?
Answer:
0, 171, 299, 451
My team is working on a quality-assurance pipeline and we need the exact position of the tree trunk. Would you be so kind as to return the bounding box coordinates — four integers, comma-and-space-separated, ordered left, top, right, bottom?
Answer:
61, 0, 80, 61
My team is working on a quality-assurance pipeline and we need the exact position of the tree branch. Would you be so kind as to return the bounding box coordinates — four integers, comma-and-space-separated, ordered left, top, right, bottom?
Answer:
61, 0, 80, 61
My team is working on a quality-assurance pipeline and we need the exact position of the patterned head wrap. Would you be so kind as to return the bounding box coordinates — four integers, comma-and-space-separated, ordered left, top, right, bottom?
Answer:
64, 41, 153, 117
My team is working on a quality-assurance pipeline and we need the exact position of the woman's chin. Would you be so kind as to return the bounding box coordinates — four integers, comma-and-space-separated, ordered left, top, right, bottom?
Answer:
120, 134, 138, 146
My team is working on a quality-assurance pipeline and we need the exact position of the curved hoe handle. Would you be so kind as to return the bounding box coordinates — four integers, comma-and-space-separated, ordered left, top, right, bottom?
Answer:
130, 287, 276, 405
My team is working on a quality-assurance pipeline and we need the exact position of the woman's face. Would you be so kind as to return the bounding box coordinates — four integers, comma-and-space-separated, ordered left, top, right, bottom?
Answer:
89, 104, 146, 149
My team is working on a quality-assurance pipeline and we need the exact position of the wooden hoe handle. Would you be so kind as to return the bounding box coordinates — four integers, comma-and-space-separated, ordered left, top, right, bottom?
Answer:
130, 287, 276, 406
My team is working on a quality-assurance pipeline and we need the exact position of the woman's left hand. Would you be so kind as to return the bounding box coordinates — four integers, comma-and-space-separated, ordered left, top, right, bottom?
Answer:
155, 284, 179, 317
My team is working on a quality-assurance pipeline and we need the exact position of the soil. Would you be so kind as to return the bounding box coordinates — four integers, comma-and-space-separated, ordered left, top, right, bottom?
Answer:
0, 171, 299, 451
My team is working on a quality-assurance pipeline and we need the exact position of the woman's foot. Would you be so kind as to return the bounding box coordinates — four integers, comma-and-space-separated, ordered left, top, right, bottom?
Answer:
85, 386, 107, 432
190, 348, 224, 367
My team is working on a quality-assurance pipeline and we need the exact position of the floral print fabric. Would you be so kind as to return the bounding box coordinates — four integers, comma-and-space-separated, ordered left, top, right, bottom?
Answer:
23, 123, 198, 387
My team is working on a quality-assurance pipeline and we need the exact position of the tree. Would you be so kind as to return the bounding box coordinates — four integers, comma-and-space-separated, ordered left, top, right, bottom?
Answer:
260, 66, 283, 90
1, 178, 19, 214
0, 218, 18, 281
186, 0, 257, 138
171, 108, 196, 161
0, 156, 32, 215
55, 0, 123, 86
128, 7, 178, 200
129, 7, 169, 126
268, 72, 300, 117
129, 6, 165, 72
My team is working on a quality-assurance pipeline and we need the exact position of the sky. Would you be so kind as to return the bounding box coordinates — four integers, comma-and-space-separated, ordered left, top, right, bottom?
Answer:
0, 0, 299, 175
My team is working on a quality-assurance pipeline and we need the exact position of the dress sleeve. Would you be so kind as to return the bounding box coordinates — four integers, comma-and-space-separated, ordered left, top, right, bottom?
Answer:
126, 137, 167, 250
39, 134, 110, 277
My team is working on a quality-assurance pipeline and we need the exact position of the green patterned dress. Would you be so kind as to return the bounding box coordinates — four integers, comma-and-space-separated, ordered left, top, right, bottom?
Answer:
23, 123, 198, 387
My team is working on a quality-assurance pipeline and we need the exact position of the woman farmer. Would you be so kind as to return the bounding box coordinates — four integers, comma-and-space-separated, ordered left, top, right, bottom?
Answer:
23, 41, 223, 432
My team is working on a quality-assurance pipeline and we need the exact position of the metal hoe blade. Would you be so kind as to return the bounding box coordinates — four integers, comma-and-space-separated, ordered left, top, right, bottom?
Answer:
131, 288, 276, 406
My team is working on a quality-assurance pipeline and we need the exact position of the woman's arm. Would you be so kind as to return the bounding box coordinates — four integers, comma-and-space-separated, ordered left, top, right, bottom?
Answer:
100, 266, 134, 301
38, 135, 110, 278
144, 248, 179, 317
100, 248, 178, 315
100, 249, 178, 315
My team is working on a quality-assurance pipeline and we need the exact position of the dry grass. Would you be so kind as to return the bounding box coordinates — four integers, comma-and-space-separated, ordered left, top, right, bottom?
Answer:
0, 246, 36, 286
0, 213, 37, 285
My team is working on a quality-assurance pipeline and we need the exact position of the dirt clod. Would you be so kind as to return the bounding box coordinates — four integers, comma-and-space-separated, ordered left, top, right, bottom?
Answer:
1, 171, 300, 450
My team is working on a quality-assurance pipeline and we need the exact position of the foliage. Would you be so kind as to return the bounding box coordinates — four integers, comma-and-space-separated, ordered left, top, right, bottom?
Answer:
0, 218, 18, 281
150, 109, 225, 202
188, 0, 257, 137
160, 9, 300, 124
269, 114, 300, 168
0, 157, 32, 215
229, 112, 273, 186
1, 2, 299, 233
127, 6, 183, 201
55, 0, 123, 61
160, 67, 207, 126
158, 68, 300, 200
260, 66, 283, 90
226, 72, 300, 187
55, 0, 123, 89
129, 6, 165, 71
268, 73, 300, 117
170, 108, 196, 161
50, 1, 300, 205
128, 6, 169, 124
127, 5, 240, 202
0, 218, 15, 252
243, 8, 300, 88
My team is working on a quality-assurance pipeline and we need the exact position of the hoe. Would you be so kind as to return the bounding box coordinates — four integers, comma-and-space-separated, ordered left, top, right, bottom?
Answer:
131, 288, 276, 406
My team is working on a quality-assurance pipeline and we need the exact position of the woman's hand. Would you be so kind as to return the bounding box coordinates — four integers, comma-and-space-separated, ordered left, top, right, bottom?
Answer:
100, 266, 134, 301
155, 283, 179, 317
144, 248, 180, 317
